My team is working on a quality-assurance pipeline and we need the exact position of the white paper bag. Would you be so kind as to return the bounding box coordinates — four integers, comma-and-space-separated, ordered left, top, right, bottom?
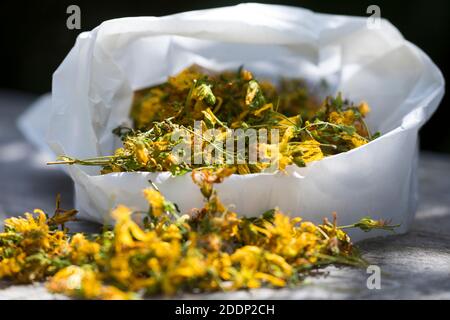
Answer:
19, 3, 444, 240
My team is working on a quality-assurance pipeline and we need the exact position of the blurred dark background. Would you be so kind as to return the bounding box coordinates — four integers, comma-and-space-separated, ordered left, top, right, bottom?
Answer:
1, 0, 449, 153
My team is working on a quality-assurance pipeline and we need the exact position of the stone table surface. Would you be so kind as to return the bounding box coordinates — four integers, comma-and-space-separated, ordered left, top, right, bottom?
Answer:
1, 90, 450, 300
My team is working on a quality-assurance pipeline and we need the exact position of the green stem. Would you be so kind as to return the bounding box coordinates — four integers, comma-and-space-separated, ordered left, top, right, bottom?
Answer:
47, 156, 116, 166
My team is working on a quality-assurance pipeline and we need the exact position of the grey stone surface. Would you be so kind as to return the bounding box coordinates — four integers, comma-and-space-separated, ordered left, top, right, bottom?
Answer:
1, 90, 449, 300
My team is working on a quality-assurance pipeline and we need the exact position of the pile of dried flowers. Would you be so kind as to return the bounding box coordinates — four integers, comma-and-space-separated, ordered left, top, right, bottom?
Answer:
1, 66, 391, 299
0, 169, 396, 300
49, 65, 378, 175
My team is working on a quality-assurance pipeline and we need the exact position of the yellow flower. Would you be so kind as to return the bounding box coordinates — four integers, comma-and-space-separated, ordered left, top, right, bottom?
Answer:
4, 209, 48, 234
69, 234, 100, 264
134, 142, 149, 166
343, 110, 355, 124
100, 286, 136, 300
206, 252, 232, 281
254, 272, 286, 287
168, 67, 201, 90
297, 139, 323, 163
0, 253, 25, 278
110, 254, 132, 284
147, 257, 161, 273
264, 252, 292, 276
161, 224, 182, 241
342, 133, 368, 148
1, 168, 375, 299
328, 111, 347, 125
47, 266, 101, 298
47, 266, 134, 300
359, 101, 371, 116
231, 246, 262, 270
134, 88, 165, 127
240, 69, 253, 81
171, 251, 207, 279
153, 240, 181, 264
232, 267, 261, 289
112, 205, 151, 251
143, 189, 165, 217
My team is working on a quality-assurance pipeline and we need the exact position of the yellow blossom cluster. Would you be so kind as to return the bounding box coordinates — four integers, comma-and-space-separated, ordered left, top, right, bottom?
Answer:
50, 65, 377, 176
0, 169, 394, 299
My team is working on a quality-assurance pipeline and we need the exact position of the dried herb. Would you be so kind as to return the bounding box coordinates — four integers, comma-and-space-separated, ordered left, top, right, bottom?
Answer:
48, 65, 378, 175
1, 170, 397, 299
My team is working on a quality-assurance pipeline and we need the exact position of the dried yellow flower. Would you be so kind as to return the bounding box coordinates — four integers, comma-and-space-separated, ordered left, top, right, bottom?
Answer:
49, 66, 379, 176
1, 170, 396, 299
